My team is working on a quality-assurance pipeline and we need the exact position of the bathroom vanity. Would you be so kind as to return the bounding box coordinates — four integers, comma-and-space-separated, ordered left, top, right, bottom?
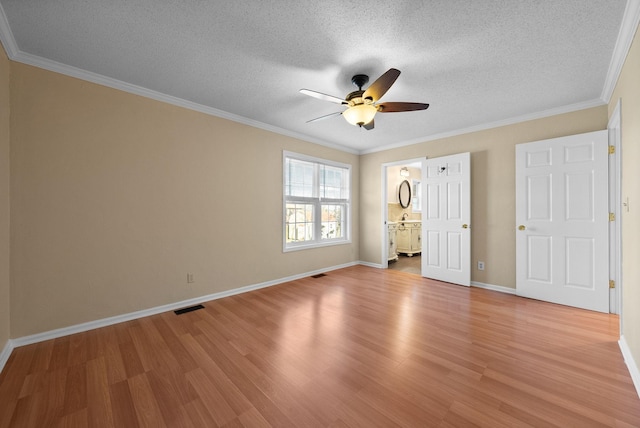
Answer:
388, 222, 398, 261
396, 221, 421, 256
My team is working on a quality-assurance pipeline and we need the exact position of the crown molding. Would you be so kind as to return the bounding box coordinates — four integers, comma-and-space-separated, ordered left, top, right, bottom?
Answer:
0, 4, 358, 155
601, 0, 640, 102
359, 98, 606, 155
0, 1, 634, 157
0, 2, 17, 57
4, 46, 610, 158
12, 51, 359, 155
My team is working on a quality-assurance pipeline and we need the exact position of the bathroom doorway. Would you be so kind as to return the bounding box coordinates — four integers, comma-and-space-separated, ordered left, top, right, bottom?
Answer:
382, 159, 423, 275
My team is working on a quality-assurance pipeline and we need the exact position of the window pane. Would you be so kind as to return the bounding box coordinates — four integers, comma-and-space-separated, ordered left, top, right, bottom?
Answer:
284, 152, 351, 250
412, 180, 422, 212
320, 165, 348, 199
321, 204, 344, 240
285, 203, 314, 242
286, 158, 315, 197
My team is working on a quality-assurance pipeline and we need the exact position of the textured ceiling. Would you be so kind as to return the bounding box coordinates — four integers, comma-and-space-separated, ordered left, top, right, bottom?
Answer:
0, 1, 630, 153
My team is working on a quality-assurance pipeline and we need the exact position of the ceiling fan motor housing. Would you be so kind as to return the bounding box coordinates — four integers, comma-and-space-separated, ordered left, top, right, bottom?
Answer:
350, 75, 375, 103
346, 90, 366, 105
351, 74, 369, 90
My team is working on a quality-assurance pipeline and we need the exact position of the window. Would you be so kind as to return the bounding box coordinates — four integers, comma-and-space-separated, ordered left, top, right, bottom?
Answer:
412, 179, 422, 213
284, 152, 351, 251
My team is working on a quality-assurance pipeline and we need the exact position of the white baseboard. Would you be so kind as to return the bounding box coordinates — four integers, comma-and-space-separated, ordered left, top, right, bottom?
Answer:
0, 339, 14, 374
358, 261, 384, 269
11, 261, 360, 349
619, 335, 640, 398
471, 281, 517, 294
4, 261, 635, 402
360, 263, 517, 295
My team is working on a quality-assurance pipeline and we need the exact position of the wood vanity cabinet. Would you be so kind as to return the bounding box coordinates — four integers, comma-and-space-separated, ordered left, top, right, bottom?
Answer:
397, 222, 421, 256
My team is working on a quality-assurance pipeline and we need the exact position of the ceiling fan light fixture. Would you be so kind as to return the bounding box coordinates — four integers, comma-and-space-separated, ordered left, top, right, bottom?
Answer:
301, 68, 428, 130
342, 104, 377, 127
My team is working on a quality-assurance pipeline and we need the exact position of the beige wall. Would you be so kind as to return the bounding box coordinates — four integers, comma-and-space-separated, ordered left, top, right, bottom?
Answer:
9, 62, 359, 337
609, 25, 640, 376
360, 106, 608, 288
0, 46, 10, 350
1, 28, 636, 376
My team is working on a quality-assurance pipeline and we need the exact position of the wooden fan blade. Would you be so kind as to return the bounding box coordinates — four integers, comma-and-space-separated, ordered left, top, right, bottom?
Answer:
362, 68, 401, 102
377, 102, 429, 113
306, 111, 343, 123
363, 120, 375, 130
300, 89, 347, 105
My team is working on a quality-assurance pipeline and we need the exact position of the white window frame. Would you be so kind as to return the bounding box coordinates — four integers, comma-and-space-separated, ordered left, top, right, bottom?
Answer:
283, 151, 351, 252
412, 179, 422, 213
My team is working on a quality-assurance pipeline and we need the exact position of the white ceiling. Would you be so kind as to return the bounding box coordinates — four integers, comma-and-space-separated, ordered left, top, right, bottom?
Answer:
0, 1, 633, 154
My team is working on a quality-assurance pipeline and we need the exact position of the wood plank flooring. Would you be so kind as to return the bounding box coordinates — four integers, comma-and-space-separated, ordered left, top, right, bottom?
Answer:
1, 265, 639, 427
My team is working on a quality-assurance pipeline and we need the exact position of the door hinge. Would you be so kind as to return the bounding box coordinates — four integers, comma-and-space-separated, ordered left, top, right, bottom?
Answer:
609, 212, 616, 222
609, 145, 616, 154
609, 280, 615, 289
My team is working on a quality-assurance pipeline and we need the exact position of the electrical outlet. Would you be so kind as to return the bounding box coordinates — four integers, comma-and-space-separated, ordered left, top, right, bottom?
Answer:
187, 273, 194, 283
477, 261, 485, 271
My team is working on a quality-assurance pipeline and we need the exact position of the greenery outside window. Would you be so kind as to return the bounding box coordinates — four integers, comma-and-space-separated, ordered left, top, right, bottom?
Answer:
284, 152, 351, 251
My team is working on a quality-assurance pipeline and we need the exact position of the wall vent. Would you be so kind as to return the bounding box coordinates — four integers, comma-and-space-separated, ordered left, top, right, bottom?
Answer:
174, 304, 205, 315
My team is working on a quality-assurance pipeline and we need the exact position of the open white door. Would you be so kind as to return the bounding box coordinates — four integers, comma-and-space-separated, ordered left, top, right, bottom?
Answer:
421, 152, 471, 286
515, 130, 609, 312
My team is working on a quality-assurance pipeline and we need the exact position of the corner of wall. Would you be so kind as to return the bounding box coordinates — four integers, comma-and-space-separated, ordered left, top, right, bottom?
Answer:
0, 339, 13, 374
620, 335, 640, 398
0, 39, 11, 368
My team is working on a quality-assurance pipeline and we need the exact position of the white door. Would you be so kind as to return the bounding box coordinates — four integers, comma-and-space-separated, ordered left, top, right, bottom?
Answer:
515, 130, 609, 312
421, 152, 471, 286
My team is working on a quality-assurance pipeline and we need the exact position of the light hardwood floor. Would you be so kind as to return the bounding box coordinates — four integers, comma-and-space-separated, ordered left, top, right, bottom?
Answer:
1, 265, 639, 427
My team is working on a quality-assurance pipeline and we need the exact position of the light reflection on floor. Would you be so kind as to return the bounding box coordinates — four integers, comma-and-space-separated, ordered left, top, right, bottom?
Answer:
272, 283, 346, 382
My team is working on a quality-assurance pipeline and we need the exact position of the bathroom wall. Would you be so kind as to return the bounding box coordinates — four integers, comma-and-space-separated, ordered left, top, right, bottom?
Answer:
387, 165, 421, 222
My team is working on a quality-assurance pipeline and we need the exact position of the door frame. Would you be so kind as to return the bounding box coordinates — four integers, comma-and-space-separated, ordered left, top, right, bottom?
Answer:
609, 99, 622, 319
381, 157, 426, 269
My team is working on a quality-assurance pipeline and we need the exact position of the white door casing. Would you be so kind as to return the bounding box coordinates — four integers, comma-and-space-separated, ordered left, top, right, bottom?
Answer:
608, 100, 621, 317
515, 130, 609, 313
421, 152, 471, 286
381, 157, 425, 269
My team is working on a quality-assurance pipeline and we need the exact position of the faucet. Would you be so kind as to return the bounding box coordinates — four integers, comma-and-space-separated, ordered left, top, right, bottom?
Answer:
402, 213, 409, 221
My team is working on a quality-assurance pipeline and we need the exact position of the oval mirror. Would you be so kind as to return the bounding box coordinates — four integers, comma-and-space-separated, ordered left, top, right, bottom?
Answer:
398, 179, 412, 208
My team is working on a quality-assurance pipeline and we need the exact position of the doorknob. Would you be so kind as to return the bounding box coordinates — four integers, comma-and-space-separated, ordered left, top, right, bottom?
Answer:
462, 224, 469, 229
518, 225, 526, 231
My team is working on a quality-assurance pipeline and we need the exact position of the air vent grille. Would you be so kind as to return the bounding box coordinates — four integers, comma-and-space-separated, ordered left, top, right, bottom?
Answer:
174, 304, 205, 315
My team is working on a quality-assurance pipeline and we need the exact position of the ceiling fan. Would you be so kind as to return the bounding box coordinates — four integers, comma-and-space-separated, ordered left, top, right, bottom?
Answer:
300, 68, 429, 130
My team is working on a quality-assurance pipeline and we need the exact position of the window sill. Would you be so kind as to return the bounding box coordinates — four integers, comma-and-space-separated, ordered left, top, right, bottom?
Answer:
283, 238, 351, 253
